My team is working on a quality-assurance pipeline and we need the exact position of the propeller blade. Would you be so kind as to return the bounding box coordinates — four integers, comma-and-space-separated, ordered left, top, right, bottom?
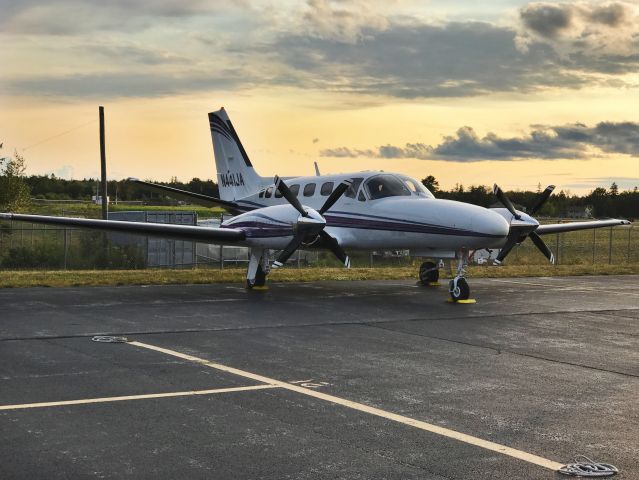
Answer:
529, 231, 555, 264
494, 236, 518, 264
274, 175, 307, 217
319, 230, 350, 268
272, 233, 305, 269
529, 185, 555, 215
318, 179, 353, 215
493, 184, 521, 220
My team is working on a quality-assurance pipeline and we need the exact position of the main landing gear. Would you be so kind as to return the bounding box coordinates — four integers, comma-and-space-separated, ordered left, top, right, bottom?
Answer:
246, 248, 270, 290
419, 261, 440, 286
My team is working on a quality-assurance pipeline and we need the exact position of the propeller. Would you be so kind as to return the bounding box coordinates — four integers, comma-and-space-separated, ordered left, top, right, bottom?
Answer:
493, 184, 555, 265
271, 177, 353, 269
529, 185, 555, 215
492, 184, 521, 220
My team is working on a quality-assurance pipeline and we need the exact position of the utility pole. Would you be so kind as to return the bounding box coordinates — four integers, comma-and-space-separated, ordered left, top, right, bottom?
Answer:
99, 106, 108, 220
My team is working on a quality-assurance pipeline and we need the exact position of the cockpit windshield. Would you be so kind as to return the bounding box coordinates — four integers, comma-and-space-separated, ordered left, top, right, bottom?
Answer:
364, 174, 412, 200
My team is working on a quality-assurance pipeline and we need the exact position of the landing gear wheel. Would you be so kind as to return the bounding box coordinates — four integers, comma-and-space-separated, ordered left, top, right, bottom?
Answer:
246, 265, 267, 290
419, 261, 439, 285
449, 277, 470, 302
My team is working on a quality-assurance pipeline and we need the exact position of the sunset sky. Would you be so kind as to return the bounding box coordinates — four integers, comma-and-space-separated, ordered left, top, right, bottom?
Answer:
1, 0, 639, 193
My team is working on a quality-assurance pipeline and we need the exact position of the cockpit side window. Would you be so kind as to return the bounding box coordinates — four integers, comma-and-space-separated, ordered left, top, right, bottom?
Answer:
344, 178, 363, 198
364, 174, 411, 200
265, 186, 273, 198
400, 176, 434, 198
358, 190, 366, 202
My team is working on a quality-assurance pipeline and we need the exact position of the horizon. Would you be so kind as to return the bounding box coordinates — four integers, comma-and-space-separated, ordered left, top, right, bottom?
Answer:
2, 1, 639, 194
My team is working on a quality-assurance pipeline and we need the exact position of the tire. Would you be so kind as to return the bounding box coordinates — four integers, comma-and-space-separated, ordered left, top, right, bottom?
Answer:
449, 277, 470, 301
419, 261, 439, 285
246, 264, 267, 289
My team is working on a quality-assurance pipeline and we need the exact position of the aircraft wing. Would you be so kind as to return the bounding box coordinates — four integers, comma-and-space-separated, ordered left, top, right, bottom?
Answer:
129, 179, 245, 214
536, 219, 631, 235
0, 213, 245, 244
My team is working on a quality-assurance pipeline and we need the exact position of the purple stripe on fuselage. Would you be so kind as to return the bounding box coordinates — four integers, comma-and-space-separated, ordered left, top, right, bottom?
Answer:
323, 214, 499, 238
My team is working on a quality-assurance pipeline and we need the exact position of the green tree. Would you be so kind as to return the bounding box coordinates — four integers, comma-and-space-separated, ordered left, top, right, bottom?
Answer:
610, 182, 619, 196
0, 148, 31, 212
421, 175, 439, 194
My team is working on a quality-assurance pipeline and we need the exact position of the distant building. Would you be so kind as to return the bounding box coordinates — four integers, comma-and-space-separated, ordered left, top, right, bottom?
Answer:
560, 206, 592, 219
108, 211, 196, 267
91, 195, 110, 205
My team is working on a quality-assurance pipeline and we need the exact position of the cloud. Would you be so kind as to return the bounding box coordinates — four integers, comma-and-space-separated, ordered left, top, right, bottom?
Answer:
300, 0, 390, 43
83, 44, 192, 66
520, 3, 573, 39
271, 21, 586, 99
516, 2, 639, 60
3, 1, 639, 100
320, 121, 639, 162
0, 71, 255, 99
0, 0, 230, 35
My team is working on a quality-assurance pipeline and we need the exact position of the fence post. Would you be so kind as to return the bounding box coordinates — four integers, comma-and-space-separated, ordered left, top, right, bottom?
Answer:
63, 228, 68, 270
608, 227, 613, 264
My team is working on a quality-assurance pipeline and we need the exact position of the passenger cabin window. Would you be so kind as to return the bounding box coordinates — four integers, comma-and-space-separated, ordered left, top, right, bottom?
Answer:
303, 183, 316, 197
364, 174, 411, 200
320, 182, 334, 196
275, 188, 282, 198
265, 186, 273, 198
345, 178, 363, 198
289, 184, 300, 196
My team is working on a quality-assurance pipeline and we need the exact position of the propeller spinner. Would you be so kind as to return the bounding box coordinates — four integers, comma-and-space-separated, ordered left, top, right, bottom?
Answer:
271, 176, 352, 269
493, 184, 555, 265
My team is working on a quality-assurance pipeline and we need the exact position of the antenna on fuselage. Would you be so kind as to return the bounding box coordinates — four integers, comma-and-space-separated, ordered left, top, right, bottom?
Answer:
314, 161, 321, 176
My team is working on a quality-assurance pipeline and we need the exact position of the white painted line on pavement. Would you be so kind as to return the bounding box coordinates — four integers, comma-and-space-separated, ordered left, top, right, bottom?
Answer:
128, 340, 563, 471
0, 384, 278, 411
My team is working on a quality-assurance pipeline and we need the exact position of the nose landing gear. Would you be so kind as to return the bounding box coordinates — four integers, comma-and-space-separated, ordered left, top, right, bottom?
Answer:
448, 249, 474, 303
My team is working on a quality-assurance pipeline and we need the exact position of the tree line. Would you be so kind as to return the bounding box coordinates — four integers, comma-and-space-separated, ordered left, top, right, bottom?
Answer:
0, 147, 636, 219
421, 176, 637, 219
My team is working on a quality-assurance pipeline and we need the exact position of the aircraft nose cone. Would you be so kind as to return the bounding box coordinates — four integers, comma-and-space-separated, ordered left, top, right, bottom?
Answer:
473, 208, 510, 237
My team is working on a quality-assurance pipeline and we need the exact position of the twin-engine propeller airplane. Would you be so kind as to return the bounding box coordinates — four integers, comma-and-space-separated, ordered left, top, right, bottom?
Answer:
0, 108, 630, 301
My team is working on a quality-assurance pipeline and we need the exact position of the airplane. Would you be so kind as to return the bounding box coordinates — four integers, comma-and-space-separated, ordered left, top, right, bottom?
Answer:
0, 108, 630, 302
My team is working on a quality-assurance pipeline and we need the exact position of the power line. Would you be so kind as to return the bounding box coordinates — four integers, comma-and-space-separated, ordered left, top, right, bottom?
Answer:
22, 119, 97, 152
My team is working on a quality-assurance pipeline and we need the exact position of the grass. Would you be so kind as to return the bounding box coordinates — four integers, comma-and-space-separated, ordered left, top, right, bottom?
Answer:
26, 202, 223, 220
1, 263, 638, 288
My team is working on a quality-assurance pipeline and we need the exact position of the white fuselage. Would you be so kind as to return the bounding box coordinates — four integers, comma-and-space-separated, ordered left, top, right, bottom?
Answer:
221, 171, 510, 256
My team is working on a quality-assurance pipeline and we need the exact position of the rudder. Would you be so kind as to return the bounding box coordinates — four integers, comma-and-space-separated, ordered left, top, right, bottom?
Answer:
209, 108, 264, 201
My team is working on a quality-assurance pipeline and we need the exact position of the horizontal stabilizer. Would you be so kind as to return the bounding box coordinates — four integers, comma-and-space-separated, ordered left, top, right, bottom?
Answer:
129, 179, 245, 214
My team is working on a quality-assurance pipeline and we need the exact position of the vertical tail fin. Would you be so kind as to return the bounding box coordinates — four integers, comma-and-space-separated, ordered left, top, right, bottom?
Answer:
209, 108, 264, 201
